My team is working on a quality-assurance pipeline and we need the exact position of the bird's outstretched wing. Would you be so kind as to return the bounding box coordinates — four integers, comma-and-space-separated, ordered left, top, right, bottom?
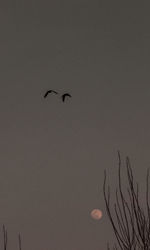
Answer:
44, 90, 58, 98
61, 93, 72, 102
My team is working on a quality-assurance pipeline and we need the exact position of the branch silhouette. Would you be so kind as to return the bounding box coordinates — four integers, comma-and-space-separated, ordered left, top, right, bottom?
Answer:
103, 152, 150, 250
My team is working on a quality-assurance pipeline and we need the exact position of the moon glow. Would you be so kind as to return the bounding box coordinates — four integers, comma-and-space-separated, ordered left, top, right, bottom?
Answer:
90, 209, 102, 220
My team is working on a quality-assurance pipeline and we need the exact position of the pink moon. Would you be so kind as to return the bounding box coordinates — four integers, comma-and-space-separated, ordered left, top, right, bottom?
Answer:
90, 209, 102, 220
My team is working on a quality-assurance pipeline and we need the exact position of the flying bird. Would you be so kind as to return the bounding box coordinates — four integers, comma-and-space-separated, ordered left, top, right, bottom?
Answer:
44, 90, 58, 98
61, 93, 72, 102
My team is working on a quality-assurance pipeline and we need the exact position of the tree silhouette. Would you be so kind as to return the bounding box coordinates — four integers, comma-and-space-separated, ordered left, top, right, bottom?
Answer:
0, 225, 22, 250
103, 152, 150, 250
3, 225, 7, 250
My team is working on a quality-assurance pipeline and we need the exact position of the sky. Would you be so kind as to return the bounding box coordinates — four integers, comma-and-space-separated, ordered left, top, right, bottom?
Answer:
0, 1, 150, 250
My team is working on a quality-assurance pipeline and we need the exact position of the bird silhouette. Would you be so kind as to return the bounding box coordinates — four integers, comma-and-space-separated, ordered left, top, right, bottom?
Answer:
44, 90, 58, 98
61, 93, 72, 102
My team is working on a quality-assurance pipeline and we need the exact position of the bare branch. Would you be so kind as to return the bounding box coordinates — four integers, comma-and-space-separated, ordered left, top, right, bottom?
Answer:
103, 152, 150, 250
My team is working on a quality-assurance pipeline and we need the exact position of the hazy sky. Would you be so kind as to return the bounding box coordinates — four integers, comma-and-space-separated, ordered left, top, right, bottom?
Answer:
0, 1, 150, 250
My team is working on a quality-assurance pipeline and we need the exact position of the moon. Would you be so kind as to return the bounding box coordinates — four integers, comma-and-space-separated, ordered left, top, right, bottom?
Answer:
90, 209, 102, 220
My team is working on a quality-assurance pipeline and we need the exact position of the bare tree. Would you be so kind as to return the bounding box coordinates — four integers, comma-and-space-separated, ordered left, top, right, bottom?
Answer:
1, 225, 22, 250
2, 225, 7, 250
103, 152, 150, 250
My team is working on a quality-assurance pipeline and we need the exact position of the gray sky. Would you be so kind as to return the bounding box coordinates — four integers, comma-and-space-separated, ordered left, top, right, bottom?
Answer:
0, 1, 150, 250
